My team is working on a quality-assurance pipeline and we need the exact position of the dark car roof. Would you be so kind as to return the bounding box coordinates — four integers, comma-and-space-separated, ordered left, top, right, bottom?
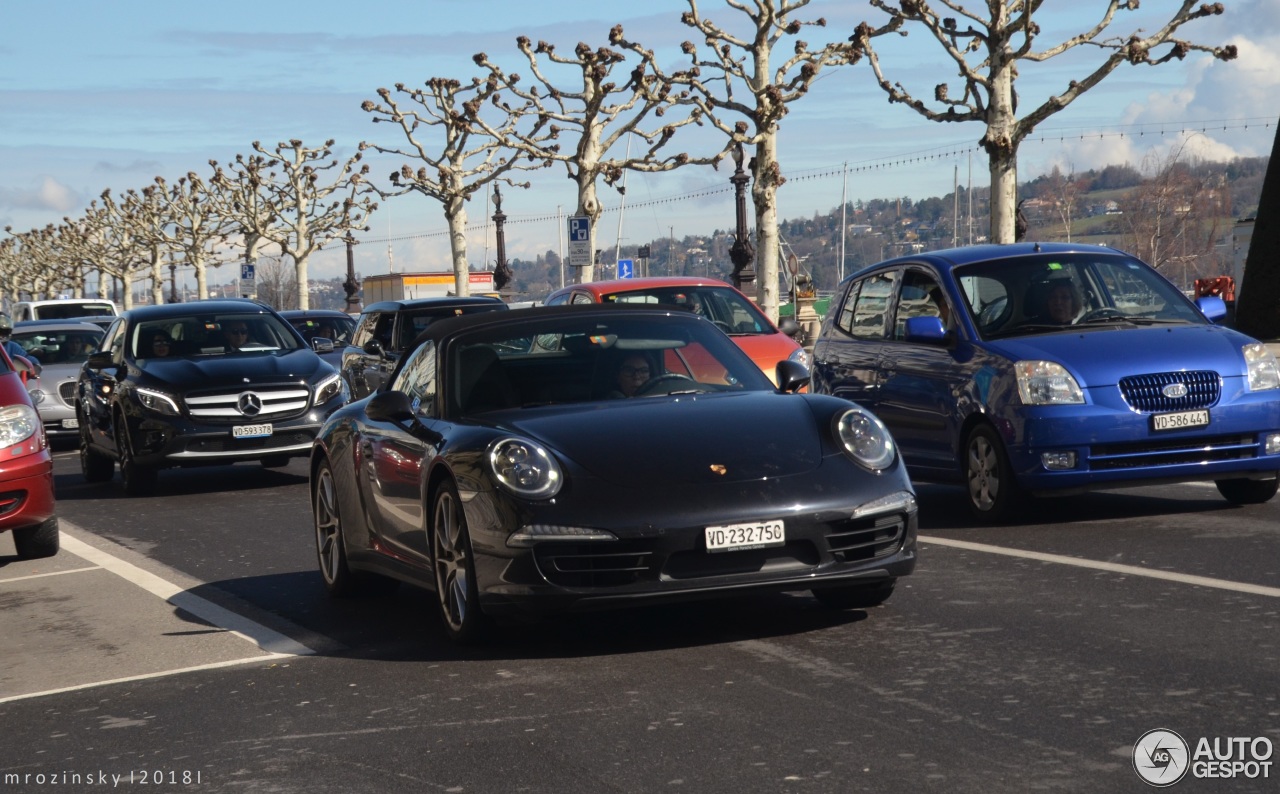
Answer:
279, 309, 356, 319
13, 320, 105, 332
361, 296, 506, 314
416, 303, 692, 347
118, 299, 281, 321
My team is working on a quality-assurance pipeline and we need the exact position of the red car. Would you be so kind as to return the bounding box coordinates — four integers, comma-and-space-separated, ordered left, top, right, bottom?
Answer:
0, 346, 57, 559
545, 277, 808, 383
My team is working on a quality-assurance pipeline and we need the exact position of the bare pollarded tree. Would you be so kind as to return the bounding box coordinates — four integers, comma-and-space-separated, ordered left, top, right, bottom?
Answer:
208, 152, 283, 300
474, 25, 719, 284
851, 0, 1238, 245
1, 225, 64, 301
148, 170, 232, 300
674, 0, 874, 320
1118, 141, 1229, 290
227, 139, 378, 310
361, 74, 548, 297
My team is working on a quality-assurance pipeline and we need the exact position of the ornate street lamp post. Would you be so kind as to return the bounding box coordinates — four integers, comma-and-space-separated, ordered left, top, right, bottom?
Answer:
728, 142, 755, 290
492, 184, 512, 293
343, 232, 362, 314
168, 261, 179, 304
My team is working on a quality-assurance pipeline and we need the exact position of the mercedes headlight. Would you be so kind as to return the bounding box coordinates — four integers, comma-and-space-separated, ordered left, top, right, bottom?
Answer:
136, 387, 181, 415
1244, 343, 1280, 392
834, 407, 896, 471
0, 404, 39, 450
489, 437, 563, 499
314, 373, 346, 405
1015, 360, 1084, 405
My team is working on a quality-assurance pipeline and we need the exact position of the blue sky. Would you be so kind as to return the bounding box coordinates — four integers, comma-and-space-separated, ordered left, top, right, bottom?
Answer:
3, 1, 1278, 283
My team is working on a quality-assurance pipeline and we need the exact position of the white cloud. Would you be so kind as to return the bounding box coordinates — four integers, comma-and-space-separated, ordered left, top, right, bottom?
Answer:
0, 177, 80, 213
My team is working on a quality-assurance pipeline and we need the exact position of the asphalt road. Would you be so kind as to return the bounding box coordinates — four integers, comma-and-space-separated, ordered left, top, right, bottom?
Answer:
1, 445, 1277, 793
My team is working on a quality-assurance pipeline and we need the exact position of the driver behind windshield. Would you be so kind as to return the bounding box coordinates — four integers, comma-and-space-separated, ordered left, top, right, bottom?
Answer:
1034, 279, 1081, 324
609, 353, 652, 398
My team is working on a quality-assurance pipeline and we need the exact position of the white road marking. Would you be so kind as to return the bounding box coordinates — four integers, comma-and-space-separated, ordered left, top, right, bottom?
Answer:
0, 655, 297, 704
920, 535, 1280, 598
59, 533, 316, 657
0, 566, 101, 583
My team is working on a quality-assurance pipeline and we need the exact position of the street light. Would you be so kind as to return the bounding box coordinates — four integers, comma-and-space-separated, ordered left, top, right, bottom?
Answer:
492, 184, 513, 293
343, 231, 362, 314
728, 142, 755, 289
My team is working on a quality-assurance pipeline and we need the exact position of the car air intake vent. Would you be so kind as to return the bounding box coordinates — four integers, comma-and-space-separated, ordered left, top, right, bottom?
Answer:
825, 514, 905, 562
1118, 370, 1219, 413
535, 542, 655, 588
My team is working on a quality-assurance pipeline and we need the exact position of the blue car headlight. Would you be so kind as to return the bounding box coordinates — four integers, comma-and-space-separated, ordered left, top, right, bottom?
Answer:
489, 437, 563, 500
834, 406, 896, 471
136, 387, 181, 416
1015, 360, 1084, 405
1244, 343, 1280, 392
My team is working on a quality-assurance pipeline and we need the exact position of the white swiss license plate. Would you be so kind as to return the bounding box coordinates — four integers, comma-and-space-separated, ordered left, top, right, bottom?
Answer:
233, 423, 273, 439
61, 417, 79, 429
1151, 410, 1209, 432
705, 520, 785, 553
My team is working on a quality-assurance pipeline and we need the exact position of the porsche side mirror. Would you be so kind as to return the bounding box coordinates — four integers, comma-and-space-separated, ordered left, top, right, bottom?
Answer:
775, 359, 810, 394
366, 390, 415, 423
312, 338, 335, 354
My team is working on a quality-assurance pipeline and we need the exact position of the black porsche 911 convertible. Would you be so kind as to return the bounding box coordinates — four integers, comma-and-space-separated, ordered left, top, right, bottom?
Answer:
310, 304, 918, 643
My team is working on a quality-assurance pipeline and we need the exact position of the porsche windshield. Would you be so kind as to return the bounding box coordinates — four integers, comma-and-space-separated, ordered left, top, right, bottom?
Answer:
440, 313, 776, 414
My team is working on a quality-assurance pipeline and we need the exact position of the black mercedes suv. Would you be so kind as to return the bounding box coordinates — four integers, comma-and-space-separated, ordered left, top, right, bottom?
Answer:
77, 300, 348, 495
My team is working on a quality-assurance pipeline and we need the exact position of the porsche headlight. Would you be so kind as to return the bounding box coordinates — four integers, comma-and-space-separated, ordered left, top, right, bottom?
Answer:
489, 437, 563, 499
1244, 343, 1280, 392
1015, 360, 1084, 405
313, 373, 346, 405
834, 407, 896, 471
0, 404, 39, 450
136, 387, 180, 416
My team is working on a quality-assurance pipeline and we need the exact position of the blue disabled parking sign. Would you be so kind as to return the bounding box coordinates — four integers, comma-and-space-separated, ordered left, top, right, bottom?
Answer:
617, 259, 634, 279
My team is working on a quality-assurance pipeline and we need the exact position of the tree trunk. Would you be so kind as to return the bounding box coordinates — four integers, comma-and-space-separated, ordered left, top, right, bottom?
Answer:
445, 196, 470, 297
753, 133, 781, 321
1235, 119, 1280, 341
575, 177, 603, 285
149, 247, 165, 306
984, 53, 1019, 244
293, 253, 310, 309
193, 253, 208, 300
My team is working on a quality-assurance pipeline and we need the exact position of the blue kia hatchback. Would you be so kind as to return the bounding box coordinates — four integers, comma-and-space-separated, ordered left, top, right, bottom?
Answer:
811, 243, 1280, 523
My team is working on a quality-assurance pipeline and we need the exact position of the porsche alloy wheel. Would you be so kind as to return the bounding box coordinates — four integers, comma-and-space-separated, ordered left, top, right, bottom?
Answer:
432, 480, 488, 644
965, 424, 1023, 523
314, 460, 358, 596
116, 419, 157, 497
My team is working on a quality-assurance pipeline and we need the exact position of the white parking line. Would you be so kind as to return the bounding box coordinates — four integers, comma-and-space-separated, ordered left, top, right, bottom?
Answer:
1, 566, 101, 583
920, 535, 1280, 598
60, 534, 317, 656
0, 655, 298, 705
